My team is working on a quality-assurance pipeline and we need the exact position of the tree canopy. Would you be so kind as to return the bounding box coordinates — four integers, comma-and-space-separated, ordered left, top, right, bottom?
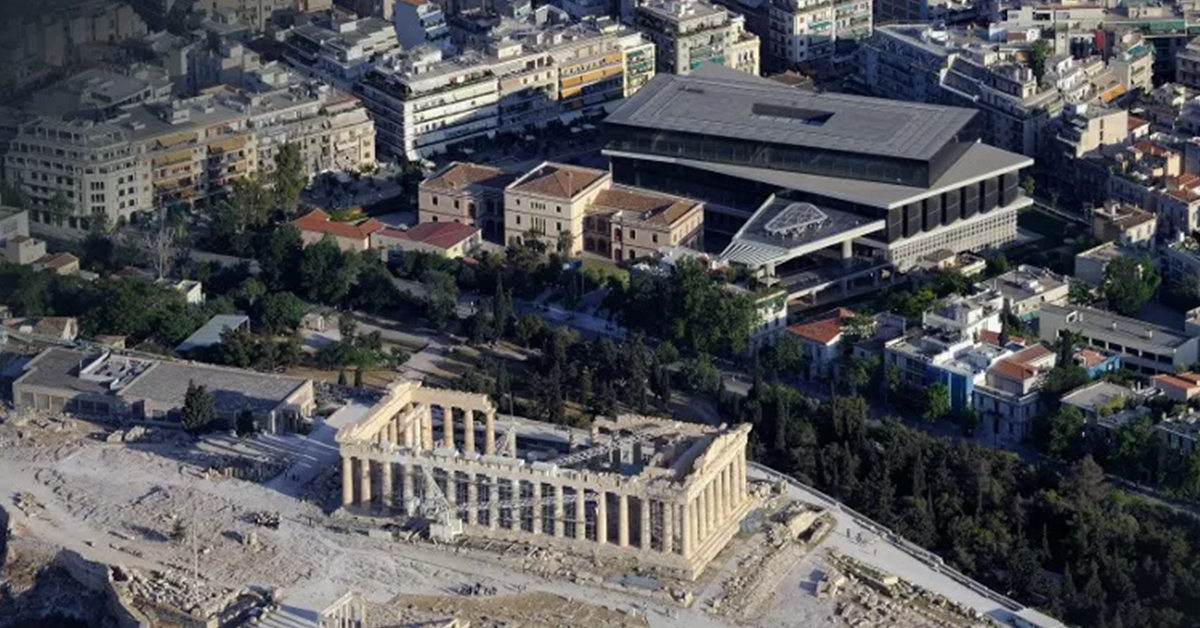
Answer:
1103, 254, 1160, 315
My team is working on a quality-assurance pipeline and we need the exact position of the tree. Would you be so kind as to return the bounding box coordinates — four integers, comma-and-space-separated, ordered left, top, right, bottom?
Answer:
959, 407, 981, 437
985, 254, 1010, 277
226, 175, 273, 230
299, 236, 360, 305
1067, 279, 1095, 306
353, 366, 364, 388
491, 277, 513, 341
271, 142, 307, 214
145, 210, 178, 280
772, 332, 805, 376
514, 313, 546, 347
1041, 405, 1085, 458
182, 381, 217, 434
1030, 39, 1052, 80
255, 291, 307, 334
421, 269, 458, 329
923, 382, 951, 422
47, 191, 74, 227
1021, 176, 1036, 198
1103, 255, 1160, 315
257, 225, 303, 291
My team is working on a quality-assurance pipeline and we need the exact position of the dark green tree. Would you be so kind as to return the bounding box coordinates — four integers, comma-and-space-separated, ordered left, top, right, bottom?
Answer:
923, 382, 951, 422
255, 291, 308, 334
271, 142, 307, 214
182, 381, 217, 434
1103, 254, 1160, 315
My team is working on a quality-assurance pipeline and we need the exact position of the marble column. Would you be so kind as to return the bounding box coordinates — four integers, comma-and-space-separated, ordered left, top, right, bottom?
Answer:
488, 476, 499, 531
596, 491, 608, 545
574, 488, 587, 540
358, 458, 372, 506
342, 456, 354, 507
464, 410, 476, 454
553, 485, 565, 537
680, 501, 692, 557
617, 494, 629, 547
443, 407, 455, 450
466, 474, 478, 525
511, 478, 521, 531
385, 420, 395, 445
381, 461, 393, 509
422, 407, 434, 450
717, 466, 728, 521
485, 410, 496, 455
402, 463, 414, 516
639, 497, 651, 550
663, 501, 675, 554
531, 482, 543, 535
696, 487, 707, 542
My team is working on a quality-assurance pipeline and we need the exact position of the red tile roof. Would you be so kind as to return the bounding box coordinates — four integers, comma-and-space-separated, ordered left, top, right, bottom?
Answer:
1127, 115, 1149, 131
35, 252, 78, 270
991, 358, 1038, 382
1010, 343, 1052, 365
1075, 348, 1109, 368
508, 163, 608, 199
1174, 372, 1200, 385
7, 235, 31, 244
422, 162, 517, 192
979, 329, 1024, 347
376, 222, 479, 250
293, 209, 384, 241
786, 308, 856, 345
1153, 374, 1198, 392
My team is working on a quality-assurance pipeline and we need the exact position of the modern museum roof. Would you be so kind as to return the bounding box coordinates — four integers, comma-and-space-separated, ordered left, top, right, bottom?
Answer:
604, 64, 979, 162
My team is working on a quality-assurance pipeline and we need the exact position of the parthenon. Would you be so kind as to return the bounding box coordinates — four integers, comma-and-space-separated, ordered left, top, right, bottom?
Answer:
336, 380, 754, 579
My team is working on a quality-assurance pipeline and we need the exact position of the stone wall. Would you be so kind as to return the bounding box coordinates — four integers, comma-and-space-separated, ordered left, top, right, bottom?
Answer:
53, 550, 152, 628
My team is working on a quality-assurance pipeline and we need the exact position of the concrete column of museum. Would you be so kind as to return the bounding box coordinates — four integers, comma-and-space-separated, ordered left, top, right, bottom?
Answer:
402, 463, 415, 516
381, 461, 393, 510
464, 409, 476, 454
596, 491, 608, 545
575, 487, 587, 540
531, 481, 543, 535
663, 501, 675, 554
466, 473, 478, 526
342, 456, 355, 507
485, 410, 496, 455
359, 458, 372, 506
553, 485, 565, 537
617, 494, 629, 547
443, 406, 455, 450
488, 476, 500, 531
680, 500, 692, 558
510, 478, 521, 531
639, 497, 651, 550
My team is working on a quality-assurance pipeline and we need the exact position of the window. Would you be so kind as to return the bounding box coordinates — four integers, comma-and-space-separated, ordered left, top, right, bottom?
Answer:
652, 234, 658, 244
516, 215, 521, 225
433, 196, 439, 206
629, 229, 637, 241
454, 199, 460, 209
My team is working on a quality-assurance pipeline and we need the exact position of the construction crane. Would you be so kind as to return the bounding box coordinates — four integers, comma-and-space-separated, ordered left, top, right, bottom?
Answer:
420, 466, 463, 541
553, 422, 679, 468
494, 416, 518, 457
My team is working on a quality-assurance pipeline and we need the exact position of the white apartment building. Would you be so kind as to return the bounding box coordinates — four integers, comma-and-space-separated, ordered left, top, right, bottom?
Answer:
394, 0, 453, 54
285, 14, 403, 88
4, 118, 150, 228
634, 0, 760, 76
352, 20, 655, 160
1039, 304, 1200, 375
767, 0, 871, 66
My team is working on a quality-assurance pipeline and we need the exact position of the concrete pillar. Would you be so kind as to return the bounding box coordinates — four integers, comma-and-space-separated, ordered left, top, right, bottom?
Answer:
663, 501, 674, 554
342, 456, 354, 507
466, 474, 478, 525
464, 410, 476, 454
488, 476, 499, 531
680, 501, 692, 557
359, 458, 372, 507
381, 461, 393, 510
841, 238, 852, 259
617, 494, 629, 547
575, 488, 587, 540
596, 491, 608, 545
443, 406, 455, 450
511, 478, 521, 531
402, 463, 415, 516
640, 497, 651, 550
485, 410, 496, 455
553, 485, 565, 537
531, 481, 543, 535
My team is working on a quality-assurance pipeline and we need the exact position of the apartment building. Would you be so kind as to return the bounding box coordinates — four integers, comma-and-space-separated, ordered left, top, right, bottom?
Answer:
6, 67, 376, 224
394, 0, 454, 54
1091, 201, 1156, 247
418, 161, 518, 241
1038, 304, 1200, 375
352, 19, 654, 160
766, 0, 872, 68
504, 162, 611, 254
1163, 237, 1200, 295
635, 0, 760, 76
1177, 37, 1200, 89
974, 265, 1069, 320
284, 12, 402, 87
971, 343, 1056, 443
4, 118, 150, 228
